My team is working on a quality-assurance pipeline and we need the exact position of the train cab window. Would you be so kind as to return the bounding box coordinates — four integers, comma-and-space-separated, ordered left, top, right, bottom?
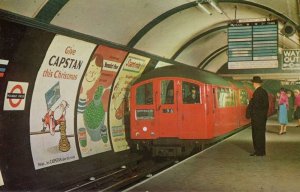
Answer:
182, 82, 200, 104
217, 88, 235, 108
136, 82, 153, 105
161, 80, 174, 104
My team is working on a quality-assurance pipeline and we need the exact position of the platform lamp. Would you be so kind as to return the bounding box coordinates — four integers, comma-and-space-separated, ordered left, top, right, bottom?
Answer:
196, 1, 212, 15
197, 0, 224, 14
208, 0, 223, 14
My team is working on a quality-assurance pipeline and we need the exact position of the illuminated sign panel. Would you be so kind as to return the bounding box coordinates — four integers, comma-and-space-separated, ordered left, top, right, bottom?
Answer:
228, 21, 278, 69
282, 49, 300, 70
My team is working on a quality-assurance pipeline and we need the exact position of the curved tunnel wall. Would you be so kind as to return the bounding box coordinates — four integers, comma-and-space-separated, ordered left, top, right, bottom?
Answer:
0, 19, 162, 190
0, 1, 299, 189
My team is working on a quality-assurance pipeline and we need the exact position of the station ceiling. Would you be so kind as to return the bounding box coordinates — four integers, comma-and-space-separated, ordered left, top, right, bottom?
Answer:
0, 0, 300, 81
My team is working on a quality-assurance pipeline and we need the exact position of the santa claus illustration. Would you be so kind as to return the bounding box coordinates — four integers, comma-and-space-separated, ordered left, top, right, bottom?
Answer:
42, 100, 69, 135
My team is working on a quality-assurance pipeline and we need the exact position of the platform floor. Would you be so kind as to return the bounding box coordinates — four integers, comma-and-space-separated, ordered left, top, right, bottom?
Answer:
126, 115, 300, 192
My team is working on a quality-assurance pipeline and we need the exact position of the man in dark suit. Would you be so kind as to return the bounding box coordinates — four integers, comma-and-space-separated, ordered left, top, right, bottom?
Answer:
247, 76, 269, 156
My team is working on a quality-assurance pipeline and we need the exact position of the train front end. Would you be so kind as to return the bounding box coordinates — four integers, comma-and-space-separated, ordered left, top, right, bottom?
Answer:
129, 75, 207, 157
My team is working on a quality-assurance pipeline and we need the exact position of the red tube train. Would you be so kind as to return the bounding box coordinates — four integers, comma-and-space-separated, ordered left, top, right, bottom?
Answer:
129, 65, 275, 157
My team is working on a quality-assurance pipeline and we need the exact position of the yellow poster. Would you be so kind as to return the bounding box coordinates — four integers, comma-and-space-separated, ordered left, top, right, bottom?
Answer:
109, 53, 150, 152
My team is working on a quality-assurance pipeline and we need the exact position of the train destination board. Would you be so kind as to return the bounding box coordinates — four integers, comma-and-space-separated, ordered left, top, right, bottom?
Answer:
228, 21, 278, 69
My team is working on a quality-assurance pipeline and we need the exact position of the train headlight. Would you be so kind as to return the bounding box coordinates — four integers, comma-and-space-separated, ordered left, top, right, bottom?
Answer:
142, 126, 147, 132
150, 132, 155, 136
135, 132, 140, 136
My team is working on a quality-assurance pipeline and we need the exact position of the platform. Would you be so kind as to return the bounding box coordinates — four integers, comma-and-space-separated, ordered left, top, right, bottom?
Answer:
126, 115, 300, 192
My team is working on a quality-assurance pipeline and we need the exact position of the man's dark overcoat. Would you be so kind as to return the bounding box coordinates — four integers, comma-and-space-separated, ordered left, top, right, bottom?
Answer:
248, 86, 269, 155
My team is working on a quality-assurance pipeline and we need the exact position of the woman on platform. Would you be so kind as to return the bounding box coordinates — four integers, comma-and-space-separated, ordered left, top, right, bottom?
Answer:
294, 89, 300, 127
278, 88, 288, 135
287, 90, 294, 122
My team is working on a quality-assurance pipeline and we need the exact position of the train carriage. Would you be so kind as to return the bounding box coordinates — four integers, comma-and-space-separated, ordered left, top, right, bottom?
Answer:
225, 79, 252, 127
129, 65, 272, 157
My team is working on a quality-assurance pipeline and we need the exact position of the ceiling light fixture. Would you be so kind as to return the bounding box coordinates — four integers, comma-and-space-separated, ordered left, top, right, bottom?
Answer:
197, 2, 212, 15
208, 0, 223, 14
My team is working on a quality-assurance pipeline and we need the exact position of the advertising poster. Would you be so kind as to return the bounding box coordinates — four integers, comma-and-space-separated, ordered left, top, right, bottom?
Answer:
109, 53, 150, 152
30, 35, 96, 169
3, 81, 29, 111
76, 45, 127, 157
282, 49, 300, 70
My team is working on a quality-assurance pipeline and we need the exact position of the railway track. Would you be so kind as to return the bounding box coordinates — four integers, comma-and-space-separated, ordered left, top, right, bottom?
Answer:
63, 142, 227, 191
63, 129, 244, 191
63, 156, 176, 191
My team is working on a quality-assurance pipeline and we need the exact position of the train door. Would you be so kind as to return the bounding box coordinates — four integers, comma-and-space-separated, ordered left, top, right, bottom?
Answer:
213, 86, 237, 136
157, 79, 179, 137
205, 84, 215, 138
179, 81, 205, 139
235, 89, 241, 127
239, 89, 250, 126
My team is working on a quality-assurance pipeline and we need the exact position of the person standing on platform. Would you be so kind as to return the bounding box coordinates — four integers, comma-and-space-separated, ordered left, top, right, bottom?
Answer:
293, 89, 300, 127
247, 76, 269, 156
278, 88, 288, 135
275, 92, 280, 118
287, 90, 294, 122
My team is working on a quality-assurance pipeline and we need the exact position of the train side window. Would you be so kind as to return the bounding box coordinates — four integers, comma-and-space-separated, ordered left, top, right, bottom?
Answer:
239, 89, 249, 106
182, 82, 200, 104
217, 87, 235, 108
136, 83, 153, 105
161, 80, 174, 104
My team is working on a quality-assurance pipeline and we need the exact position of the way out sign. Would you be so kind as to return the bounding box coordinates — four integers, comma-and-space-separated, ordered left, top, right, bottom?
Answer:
4, 81, 29, 111
282, 49, 300, 70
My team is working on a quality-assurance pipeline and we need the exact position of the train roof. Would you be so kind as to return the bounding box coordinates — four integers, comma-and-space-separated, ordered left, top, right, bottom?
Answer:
134, 65, 231, 86
223, 77, 255, 90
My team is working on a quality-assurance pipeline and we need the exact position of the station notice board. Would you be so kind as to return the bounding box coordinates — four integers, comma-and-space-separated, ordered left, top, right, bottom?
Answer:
228, 20, 278, 69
